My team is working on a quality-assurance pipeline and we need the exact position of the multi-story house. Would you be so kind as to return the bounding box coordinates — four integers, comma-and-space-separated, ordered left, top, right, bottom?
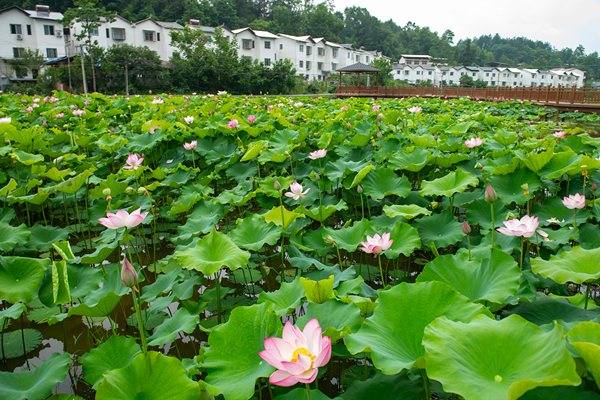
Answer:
232, 27, 279, 67
0, 5, 65, 82
68, 15, 135, 56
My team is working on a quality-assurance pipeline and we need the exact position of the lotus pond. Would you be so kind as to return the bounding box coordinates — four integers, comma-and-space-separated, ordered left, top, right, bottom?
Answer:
1, 93, 600, 400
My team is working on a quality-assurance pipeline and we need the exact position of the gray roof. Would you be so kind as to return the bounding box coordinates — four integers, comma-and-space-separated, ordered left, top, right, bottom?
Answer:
155, 21, 183, 29
337, 62, 380, 73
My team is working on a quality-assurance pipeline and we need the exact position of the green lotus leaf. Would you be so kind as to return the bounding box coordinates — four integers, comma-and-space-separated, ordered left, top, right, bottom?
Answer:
0, 256, 49, 303
0, 353, 71, 400
229, 214, 282, 251
148, 308, 199, 346
416, 212, 463, 248
340, 372, 424, 400
383, 204, 431, 220
388, 148, 430, 172
349, 163, 375, 188
52, 240, 75, 261
68, 290, 121, 317
423, 314, 581, 400
0, 178, 17, 197
296, 299, 362, 342
420, 168, 478, 197
0, 303, 26, 326
384, 220, 421, 259
518, 147, 554, 172
175, 229, 250, 275
521, 386, 600, 400
300, 200, 347, 223
51, 259, 71, 304
506, 296, 600, 325
95, 351, 201, 400
203, 303, 281, 400
361, 168, 411, 200
241, 140, 269, 162
417, 248, 520, 304
345, 281, 489, 374
489, 168, 541, 205
12, 150, 44, 165
538, 150, 582, 180
0, 222, 30, 252
567, 321, 600, 388
258, 277, 304, 316
80, 335, 141, 388
1, 328, 42, 358
46, 168, 95, 195
300, 275, 335, 303
173, 201, 224, 244
323, 219, 372, 252
263, 205, 303, 229
531, 246, 600, 284
141, 270, 180, 301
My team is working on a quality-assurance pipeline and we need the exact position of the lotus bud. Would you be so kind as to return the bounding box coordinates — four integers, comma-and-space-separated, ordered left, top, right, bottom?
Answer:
125, 186, 134, 194
592, 182, 598, 192
120, 257, 137, 287
102, 188, 112, 197
521, 183, 529, 197
462, 221, 472, 235
484, 184, 497, 202
324, 235, 336, 245
357, 185, 363, 193
138, 186, 149, 196
431, 201, 439, 209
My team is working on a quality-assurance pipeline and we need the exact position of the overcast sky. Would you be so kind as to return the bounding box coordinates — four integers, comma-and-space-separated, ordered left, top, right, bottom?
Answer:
332, 0, 600, 53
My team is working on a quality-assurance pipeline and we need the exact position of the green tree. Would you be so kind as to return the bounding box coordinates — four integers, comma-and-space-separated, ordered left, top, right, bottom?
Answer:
100, 45, 166, 93
459, 74, 475, 87
372, 57, 393, 86
7, 48, 44, 79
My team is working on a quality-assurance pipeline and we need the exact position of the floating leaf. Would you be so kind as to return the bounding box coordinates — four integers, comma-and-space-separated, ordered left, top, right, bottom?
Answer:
383, 204, 431, 220
423, 315, 580, 400
229, 214, 282, 251
258, 277, 304, 316
80, 335, 141, 388
1, 328, 42, 358
263, 205, 303, 229
420, 168, 478, 197
296, 300, 362, 342
416, 212, 463, 248
361, 168, 411, 200
0, 222, 30, 252
531, 246, 600, 284
148, 308, 199, 347
323, 219, 372, 252
0, 256, 49, 303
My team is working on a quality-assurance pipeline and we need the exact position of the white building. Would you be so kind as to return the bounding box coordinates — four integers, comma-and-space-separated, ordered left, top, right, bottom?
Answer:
0, 5, 65, 82
231, 27, 280, 67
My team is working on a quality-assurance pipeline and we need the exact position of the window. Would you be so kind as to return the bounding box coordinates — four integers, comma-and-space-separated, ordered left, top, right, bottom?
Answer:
347, 51, 350, 59
355, 55, 359, 61
306, 61, 311, 70
485, 73, 489, 77
442, 71, 446, 76
416, 70, 421, 75
299, 44, 304, 52
317, 47, 324, 56
43, 25, 55, 35
472, 73, 476, 77
299, 60, 304, 68
306, 46, 312, 56
428, 71, 432, 75
26, 25, 31, 35
279, 43, 283, 50
366, 56, 370, 63
12, 47, 25, 58
242, 39, 253, 50
332, 48, 338, 57
106, 28, 110, 38
264, 40, 271, 49
10, 24, 22, 34
404, 70, 409, 75
450, 72, 454, 76
46, 48, 58, 58
264, 58, 271, 66
331, 62, 337, 70
143, 30, 156, 41
90, 27, 98, 36
111, 27, 126, 41
157, 32, 160, 41
317, 62, 323, 70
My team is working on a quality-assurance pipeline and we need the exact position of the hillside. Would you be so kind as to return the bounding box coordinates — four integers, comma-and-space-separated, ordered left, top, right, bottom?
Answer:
3, 0, 599, 81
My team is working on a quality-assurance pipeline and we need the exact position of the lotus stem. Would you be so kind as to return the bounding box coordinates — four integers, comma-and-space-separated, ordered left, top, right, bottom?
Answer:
420, 369, 431, 399
490, 202, 496, 249
467, 235, 472, 260
584, 284, 591, 310
131, 286, 148, 353
305, 383, 312, 400
377, 254, 385, 286
216, 273, 222, 324
359, 193, 364, 219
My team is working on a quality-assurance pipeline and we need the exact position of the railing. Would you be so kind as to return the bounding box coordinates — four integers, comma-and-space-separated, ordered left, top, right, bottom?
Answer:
336, 86, 600, 105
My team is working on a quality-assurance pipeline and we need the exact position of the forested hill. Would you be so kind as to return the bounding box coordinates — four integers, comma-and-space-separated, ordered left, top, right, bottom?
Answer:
3, 0, 599, 80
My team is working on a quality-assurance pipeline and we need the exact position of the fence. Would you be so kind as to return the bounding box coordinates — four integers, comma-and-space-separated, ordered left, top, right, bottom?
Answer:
336, 85, 600, 106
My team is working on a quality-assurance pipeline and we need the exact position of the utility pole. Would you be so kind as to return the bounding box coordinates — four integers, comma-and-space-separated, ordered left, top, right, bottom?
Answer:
124, 63, 129, 95
79, 45, 88, 94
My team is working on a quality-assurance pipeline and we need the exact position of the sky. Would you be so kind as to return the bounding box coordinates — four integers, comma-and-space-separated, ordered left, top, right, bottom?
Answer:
332, 0, 600, 53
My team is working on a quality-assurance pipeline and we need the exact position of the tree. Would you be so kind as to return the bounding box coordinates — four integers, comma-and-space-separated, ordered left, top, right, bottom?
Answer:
7, 48, 44, 79
459, 74, 475, 87
372, 57, 393, 86
100, 45, 167, 94
63, 0, 116, 92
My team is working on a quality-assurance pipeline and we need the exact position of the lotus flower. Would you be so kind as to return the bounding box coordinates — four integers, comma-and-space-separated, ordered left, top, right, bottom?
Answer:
123, 154, 143, 170
484, 184, 497, 202
184, 116, 194, 124
408, 106, 422, 113
120, 257, 138, 287
151, 98, 164, 104
285, 182, 310, 200
462, 221, 472, 235
308, 149, 327, 160
247, 114, 256, 124
259, 319, 331, 387
227, 119, 239, 129
497, 215, 539, 238
360, 233, 393, 254
99, 208, 148, 229
464, 137, 483, 148
25, 106, 33, 113
553, 130, 566, 138
562, 193, 585, 209
0, 117, 11, 124
56, 112, 64, 119
183, 140, 197, 151
72, 109, 85, 117
372, 104, 380, 112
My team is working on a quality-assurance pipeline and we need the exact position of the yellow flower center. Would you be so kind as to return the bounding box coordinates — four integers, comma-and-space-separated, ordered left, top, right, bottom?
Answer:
291, 347, 315, 365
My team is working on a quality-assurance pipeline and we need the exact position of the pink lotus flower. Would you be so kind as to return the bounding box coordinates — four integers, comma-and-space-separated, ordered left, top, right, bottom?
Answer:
360, 233, 393, 254
285, 182, 310, 200
55, 112, 64, 119
497, 215, 539, 238
408, 106, 422, 113
259, 319, 331, 387
553, 131, 566, 138
247, 115, 256, 124
537, 229, 550, 242
151, 98, 164, 104
308, 149, 327, 160
183, 140, 197, 151
72, 109, 85, 117
184, 116, 194, 124
562, 193, 585, 209
123, 154, 143, 170
372, 105, 380, 112
25, 106, 33, 113
99, 208, 148, 229
0, 117, 11, 124
120, 257, 138, 287
464, 137, 484, 148
227, 119, 239, 129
